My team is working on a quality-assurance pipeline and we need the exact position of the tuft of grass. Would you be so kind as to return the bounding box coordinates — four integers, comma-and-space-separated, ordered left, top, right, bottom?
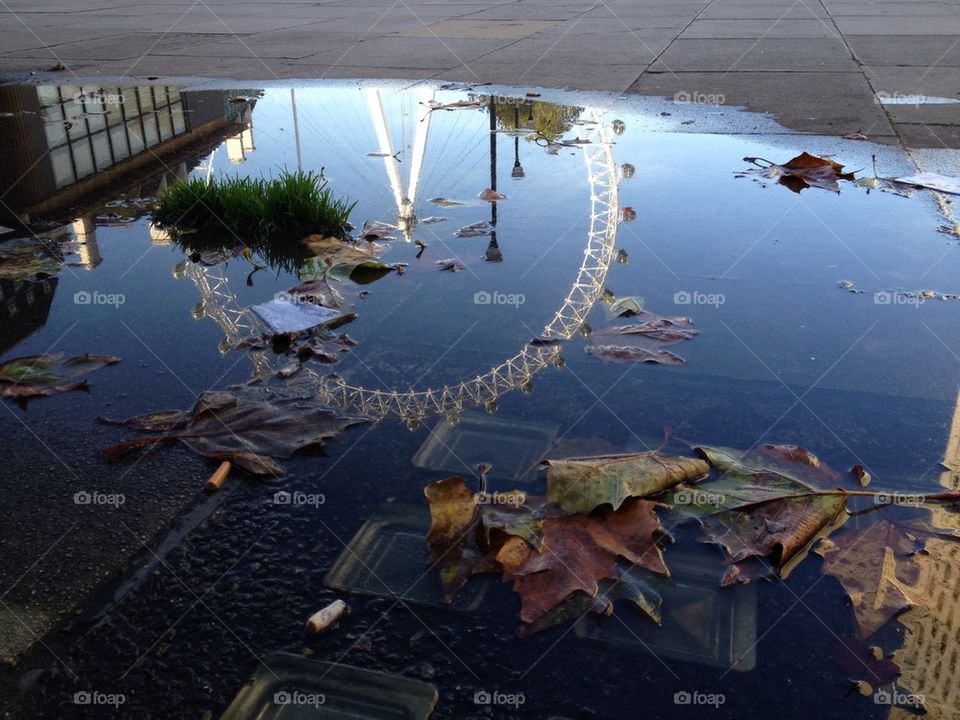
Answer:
152, 170, 355, 239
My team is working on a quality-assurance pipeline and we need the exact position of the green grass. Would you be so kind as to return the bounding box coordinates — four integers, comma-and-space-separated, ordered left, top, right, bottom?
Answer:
152, 170, 355, 239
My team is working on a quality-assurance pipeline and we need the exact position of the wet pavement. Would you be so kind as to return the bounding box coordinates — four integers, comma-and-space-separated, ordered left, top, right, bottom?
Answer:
0, 0, 959, 146
0, 79, 960, 719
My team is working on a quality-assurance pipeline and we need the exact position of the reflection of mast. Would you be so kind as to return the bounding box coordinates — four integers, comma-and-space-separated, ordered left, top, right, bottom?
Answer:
367, 87, 434, 241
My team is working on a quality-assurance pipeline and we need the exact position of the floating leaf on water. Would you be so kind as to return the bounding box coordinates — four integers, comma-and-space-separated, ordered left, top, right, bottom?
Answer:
478, 188, 506, 202
498, 499, 668, 630
586, 345, 686, 365
436, 258, 464, 272
0, 237, 63, 281
542, 452, 709, 515
0, 353, 119, 404
358, 220, 396, 241
101, 391, 366, 475
743, 152, 856, 193
428, 197, 465, 207
454, 221, 491, 238
419, 216, 447, 224
606, 295, 644, 317
424, 99, 484, 112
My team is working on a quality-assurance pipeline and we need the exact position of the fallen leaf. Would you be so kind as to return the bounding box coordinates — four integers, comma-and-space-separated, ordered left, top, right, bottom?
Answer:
0, 353, 119, 403
542, 452, 709, 514
499, 499, 668, 629
436, 258, 465, 272
585, 345, 686, 365
833, 635, 900, 689
454, 221, 492, 238
744, 152, 856, 193
678, 444, 853, 584
424, 476, 484, 601
425, 99, 484, 112
478, 188, 506, 202
429, 197, 465, 207
101, 391, 366, 475
358, 220, 396, 241
816, 519, 928, 638
0, 237, 63, 281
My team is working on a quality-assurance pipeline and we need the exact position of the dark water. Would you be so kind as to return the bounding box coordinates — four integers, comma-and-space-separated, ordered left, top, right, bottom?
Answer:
0, 81, 958, 719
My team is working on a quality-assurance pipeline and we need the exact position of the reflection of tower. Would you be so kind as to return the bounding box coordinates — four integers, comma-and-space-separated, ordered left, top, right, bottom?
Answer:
367, 87, 434, 242
70, 216, 101, 269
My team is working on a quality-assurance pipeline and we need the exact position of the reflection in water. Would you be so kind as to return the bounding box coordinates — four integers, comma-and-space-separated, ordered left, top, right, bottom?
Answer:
3, 81, 960, 719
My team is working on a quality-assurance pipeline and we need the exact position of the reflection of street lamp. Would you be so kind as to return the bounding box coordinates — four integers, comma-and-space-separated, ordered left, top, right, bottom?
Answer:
512, 105, 525, 178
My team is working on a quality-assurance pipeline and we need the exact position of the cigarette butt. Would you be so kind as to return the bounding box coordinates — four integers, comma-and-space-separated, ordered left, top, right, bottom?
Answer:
205, 461, 231, 491
306, 599, 348, 634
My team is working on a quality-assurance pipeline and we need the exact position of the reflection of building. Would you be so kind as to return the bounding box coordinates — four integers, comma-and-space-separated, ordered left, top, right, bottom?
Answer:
0, 277, 57, 356
0, 84, 255, 224
890, 393, 960, 720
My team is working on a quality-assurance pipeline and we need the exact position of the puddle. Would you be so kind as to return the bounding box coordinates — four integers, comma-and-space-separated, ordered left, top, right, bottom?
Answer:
1, 80, 960, 719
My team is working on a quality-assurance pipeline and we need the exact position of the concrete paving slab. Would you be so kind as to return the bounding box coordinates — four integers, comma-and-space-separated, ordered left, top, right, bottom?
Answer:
144, 29, 358, 61
680, 18, 843, 39
698, 2, 830, 19
824, 2, 960, 16
847, 34, 960, 67
2, 32, 224, 61
291, 36, 515, 70
871, 65, 960, 125
395, 18, 560, 39
650, 37, 855, 72
897, 122, 960, 148
469, 31, 665, 66
834, 15, 960, 34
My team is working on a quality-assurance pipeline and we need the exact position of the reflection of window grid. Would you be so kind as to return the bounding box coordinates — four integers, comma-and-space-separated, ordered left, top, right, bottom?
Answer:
39, 85, 186, 189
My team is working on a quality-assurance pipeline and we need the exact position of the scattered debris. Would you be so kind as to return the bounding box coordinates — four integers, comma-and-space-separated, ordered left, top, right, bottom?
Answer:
306, 599, 349, 634
893, 172, 960, 195
205, 461, 231, 491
